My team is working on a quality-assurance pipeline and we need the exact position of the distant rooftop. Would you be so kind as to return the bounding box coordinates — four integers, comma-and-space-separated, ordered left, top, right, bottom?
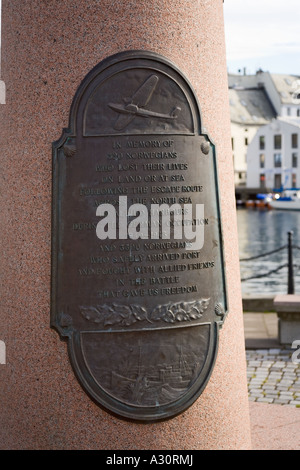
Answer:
228, 73, 259, 90
270, 74, 300, 104
228, 71, 300, 106
229, 87, 276, 125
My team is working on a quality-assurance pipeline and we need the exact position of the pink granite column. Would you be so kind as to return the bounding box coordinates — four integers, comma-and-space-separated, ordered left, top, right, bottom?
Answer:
0, 0, 252, 449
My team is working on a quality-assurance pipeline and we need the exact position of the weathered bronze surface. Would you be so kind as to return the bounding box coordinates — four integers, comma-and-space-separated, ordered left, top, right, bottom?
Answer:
51, 51, 228, 421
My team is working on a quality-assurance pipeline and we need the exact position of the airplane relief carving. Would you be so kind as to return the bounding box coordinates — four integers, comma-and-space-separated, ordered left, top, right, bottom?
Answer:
108, 74, 181, 130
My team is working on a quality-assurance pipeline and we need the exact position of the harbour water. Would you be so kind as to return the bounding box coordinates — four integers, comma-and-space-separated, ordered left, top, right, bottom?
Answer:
237, 208, 300, 295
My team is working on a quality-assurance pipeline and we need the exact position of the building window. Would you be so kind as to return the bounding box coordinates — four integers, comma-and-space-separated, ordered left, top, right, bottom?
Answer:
274, 174, 282, 189
297, 109, 300, 117
292, 133, 298, 148
231, 137, 234, 150
292, 174, 297, 188
274, 153, 282, 167
260, 174, 265, 189
245, 137, 248, 146
274, 135, 282, 149
259, 136, 265, 150
287, 107, 291, 116
260, 154, 265, 168
292, 153, 298, 168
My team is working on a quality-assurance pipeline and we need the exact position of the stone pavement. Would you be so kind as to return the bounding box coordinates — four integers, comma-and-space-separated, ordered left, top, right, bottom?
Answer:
244, 313, 300, 407
244, 313, 300, 450
246, 348, 300, 406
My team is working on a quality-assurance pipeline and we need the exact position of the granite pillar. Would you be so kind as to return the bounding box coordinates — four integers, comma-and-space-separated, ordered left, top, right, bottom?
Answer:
0, 0, 252, 449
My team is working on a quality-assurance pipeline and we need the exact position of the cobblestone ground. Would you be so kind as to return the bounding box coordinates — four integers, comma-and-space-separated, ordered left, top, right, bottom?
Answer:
246, 348, 300, 407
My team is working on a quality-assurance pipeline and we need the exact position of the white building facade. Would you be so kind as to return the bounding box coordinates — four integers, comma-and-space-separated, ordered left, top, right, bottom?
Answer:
247, 118, 300, 191
229, 85, 276, 186
228, 72, 300, 188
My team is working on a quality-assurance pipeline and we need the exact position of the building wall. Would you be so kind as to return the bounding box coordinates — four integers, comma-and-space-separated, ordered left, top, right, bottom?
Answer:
231, 122, 260, 185
247, 119, 300, 190
229, 72, 300, 188
282, 104, 300, 119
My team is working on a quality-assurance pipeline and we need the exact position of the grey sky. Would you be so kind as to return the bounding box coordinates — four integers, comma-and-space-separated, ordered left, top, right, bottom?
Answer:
224, 0, 300, 75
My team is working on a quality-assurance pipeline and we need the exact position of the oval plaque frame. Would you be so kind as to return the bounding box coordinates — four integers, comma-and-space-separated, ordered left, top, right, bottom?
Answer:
51, 51, 228, 421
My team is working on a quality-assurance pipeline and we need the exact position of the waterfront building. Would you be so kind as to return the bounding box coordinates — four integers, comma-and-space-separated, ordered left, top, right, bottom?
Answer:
246, 118, 300, 190
228, 71, 300, 195
229, 83, 276, 186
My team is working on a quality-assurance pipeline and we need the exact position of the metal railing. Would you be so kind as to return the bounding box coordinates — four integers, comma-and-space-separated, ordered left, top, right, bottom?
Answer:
240, 231, 300, 294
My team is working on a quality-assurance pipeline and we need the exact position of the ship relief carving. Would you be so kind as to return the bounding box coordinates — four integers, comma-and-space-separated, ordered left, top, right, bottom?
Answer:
81, 325, 211, 408
101, 341, 204, 406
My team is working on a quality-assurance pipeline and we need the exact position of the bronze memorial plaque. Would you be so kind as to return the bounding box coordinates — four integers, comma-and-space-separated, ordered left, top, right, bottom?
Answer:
51, 51, 228, 421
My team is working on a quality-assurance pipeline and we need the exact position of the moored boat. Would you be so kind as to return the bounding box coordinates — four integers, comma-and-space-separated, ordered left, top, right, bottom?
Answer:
245, 193, 272, 209
269, 189, 300, 210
